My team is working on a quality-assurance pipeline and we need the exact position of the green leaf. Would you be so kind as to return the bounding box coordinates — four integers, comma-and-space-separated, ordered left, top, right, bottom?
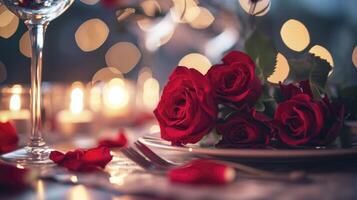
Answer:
287, 53, 332, 98
245, 30, 278, 83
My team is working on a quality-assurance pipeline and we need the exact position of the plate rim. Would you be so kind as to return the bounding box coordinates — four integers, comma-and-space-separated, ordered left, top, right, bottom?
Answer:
139, 134, 357, 159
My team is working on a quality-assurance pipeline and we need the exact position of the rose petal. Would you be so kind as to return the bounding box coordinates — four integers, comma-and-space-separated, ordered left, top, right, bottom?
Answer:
168, 159, 235, 185
0, 122, 18, 154
49, 151, 65, 163
50, 147, 113, 172
98, 130, 128, 148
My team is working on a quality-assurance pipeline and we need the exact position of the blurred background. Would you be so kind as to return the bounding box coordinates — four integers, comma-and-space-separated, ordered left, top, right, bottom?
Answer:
0, 0, 356, 144
0, 0, 356, 87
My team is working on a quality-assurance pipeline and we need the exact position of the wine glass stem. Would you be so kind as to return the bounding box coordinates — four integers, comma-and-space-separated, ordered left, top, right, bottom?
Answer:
27, 22, 48, 149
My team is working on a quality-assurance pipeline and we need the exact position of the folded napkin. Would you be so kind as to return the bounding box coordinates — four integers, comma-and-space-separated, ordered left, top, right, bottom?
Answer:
169, 159, 236, 185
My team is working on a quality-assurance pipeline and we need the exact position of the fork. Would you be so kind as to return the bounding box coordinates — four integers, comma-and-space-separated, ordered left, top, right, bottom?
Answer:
120, 141, 308, 182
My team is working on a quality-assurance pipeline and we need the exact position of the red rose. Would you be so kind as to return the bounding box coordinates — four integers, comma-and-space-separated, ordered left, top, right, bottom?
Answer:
98, 129, 128, 148
0, 122, 18, 154
49, 147, 113, 172
154, 67, 217, 145
274, 81, 344, 146
274, 94, 324, 146
312, 96, 345, 145
169, 159, 235, 185
207, 51, 262, 109
216, 109, 271, 148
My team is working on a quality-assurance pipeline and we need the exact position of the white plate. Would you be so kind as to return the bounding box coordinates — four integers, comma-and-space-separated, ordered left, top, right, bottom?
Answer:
139, 133, 357, 163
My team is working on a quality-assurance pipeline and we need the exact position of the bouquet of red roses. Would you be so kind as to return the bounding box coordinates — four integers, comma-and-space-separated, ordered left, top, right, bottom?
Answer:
154, 51, 345, 148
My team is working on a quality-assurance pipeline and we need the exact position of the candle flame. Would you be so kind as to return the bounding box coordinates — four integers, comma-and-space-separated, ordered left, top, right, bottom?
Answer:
103, 78, 129, 109
9, 94, 21, 111
143, 77, 160, 111
89, 86, 102, 112
70, 87, 84, 114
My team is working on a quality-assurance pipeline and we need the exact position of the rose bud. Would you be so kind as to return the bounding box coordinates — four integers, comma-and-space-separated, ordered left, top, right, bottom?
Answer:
154, 67, 217, 145
216, 109, 271, 148
0, 122, 19, 154
206, 51, 262, 110
168, 159, 235, 185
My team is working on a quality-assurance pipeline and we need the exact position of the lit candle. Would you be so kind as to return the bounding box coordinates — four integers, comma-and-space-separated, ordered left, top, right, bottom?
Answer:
136, 68, 160, 113
142, 77, 160, 112
0, 85, 30, 133
56, 83, 93, 135
102, 78, 135, 126
103, 78, 130, 116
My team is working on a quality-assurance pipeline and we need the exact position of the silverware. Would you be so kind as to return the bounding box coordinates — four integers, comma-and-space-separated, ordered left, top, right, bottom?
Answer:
119, 140, 309, 183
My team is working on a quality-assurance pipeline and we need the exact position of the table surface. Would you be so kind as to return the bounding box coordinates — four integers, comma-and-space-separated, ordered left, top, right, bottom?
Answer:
1, 156, 357, 200
1, 133, 357, 200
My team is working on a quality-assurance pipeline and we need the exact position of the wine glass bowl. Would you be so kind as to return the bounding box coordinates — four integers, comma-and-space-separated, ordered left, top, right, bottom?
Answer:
0, 0, 74, 165
2, 0, 74, 24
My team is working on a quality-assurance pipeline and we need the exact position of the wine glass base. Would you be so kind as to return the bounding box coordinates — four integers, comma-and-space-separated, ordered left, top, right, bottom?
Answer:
0, 148, 54, 166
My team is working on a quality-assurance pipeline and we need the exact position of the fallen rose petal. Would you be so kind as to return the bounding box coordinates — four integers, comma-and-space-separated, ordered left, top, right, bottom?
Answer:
50, 147, 112, 172
82, 147, 113, 168
0, 122, 18, 154
98, 130, 128, 148
169, 159, 235, 185
49, 150, 65, 163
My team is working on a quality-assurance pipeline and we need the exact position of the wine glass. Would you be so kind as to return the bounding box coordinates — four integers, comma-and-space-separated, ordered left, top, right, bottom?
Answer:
0, 0, 74, 165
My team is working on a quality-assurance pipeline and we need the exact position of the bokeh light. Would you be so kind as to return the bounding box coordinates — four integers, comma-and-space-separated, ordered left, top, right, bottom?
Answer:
103, 78, 130, 110
80, 0, 100, 5
170, 0, 199, 23
178, 53, 212, 74
19, 31, 31, 58
267, 53, 290, 84
143, 77, 160, 110
140, 0, 161, 17
189, 7, 215, 29
75, 18, 109, 52
105, 42, 142, 73
0, 6, 16, 27
92, 67, 123, 84
280, 19, 310, 52
352, 46, 357, 68
309, 45, 334, 66
0, 14, 19, 38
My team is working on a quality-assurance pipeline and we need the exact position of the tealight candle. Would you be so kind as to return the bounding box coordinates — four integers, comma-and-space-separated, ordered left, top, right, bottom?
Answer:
102, 78, 135, 126
56, 83, 93, 135
0, 85, 30, 134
